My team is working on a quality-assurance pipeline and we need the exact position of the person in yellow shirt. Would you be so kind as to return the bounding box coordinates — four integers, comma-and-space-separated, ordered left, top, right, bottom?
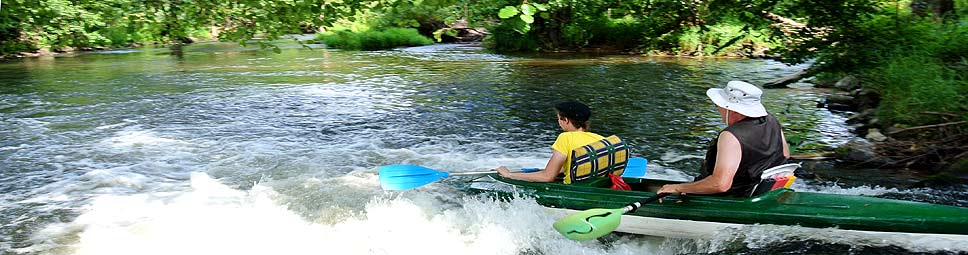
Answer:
496, 101, 605, 182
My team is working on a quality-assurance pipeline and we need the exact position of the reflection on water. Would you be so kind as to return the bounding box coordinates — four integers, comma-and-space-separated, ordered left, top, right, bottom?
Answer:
0, 42, 962, 254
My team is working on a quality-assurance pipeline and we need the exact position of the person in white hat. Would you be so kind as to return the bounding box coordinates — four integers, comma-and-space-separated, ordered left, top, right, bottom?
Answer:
658, 81, 790, 197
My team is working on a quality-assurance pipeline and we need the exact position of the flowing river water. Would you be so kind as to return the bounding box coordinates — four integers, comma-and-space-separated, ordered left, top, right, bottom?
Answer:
1, 42, 965, 255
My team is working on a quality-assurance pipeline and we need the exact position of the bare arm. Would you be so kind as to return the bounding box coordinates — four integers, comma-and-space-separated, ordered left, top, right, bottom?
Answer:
657, 131, 742, 194
497, 150, 566, 182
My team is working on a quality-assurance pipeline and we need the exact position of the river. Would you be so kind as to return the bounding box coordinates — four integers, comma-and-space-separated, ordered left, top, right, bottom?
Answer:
0, 42, 965, 254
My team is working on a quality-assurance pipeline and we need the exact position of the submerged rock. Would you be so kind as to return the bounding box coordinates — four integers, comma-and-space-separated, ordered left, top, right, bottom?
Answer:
836, 138, 878, 162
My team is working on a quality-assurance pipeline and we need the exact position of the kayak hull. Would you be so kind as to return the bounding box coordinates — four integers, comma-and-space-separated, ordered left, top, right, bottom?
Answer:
544, 207, 968, 241
468, 175, 968, 238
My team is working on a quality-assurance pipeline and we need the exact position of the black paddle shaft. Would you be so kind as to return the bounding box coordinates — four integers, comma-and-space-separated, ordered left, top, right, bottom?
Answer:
625, 193, 671, 213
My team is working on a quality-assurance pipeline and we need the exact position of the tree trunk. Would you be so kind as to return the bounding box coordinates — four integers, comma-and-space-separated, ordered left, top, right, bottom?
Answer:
763, 68, 817, 88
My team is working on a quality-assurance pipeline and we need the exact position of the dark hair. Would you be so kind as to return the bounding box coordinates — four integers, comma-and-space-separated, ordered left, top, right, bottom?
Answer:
554, 101, 592, 130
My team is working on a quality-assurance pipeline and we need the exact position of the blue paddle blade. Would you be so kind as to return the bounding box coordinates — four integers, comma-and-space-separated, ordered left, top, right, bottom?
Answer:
379, 164, 450, 190
622, 157, 647, 178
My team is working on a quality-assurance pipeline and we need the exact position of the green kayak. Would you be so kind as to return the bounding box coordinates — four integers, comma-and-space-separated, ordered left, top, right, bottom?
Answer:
468, 174, 968, 240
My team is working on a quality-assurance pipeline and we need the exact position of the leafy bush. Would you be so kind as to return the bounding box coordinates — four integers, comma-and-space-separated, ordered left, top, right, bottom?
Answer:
578, 16, 647, 51
481, 1, 775, 55
844, 7, 968, 127
869, 54, 967, 126
371, 0, 462, 37
318, 28, 434, 50
482, 18, 542, 52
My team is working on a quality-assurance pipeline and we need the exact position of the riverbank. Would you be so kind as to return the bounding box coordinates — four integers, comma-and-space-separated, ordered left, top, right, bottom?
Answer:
804, 73, 968, 186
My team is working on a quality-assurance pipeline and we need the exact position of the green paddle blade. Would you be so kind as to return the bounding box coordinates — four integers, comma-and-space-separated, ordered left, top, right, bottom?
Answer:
552, 207, 625, 241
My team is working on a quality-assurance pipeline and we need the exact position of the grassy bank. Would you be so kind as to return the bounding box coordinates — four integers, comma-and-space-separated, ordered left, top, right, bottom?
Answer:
830, 5, 967, 172
316, 28, 434, 50
855, 10, 968, 128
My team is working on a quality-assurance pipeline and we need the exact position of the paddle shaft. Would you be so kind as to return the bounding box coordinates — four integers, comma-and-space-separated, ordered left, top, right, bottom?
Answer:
448, 171, 500, 176
624, 193, 671, 213
448, 168, 543, 176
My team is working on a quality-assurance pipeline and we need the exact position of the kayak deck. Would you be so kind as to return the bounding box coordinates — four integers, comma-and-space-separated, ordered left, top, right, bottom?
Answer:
468, 175, 968, 236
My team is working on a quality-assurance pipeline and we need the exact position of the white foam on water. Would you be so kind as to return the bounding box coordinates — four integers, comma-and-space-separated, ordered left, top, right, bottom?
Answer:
790, 182, 898, 197
658, 151, 705, 164
100, 130, 189, 149
642, 164, 694, 182
643, 150, 701, 181
28, 172, 680, 255
94, 119, 136, 130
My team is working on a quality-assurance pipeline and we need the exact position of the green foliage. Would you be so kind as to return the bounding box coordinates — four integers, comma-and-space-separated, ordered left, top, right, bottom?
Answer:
371, 0, 463, 33
558, 16, 662, 51
496, 3, 549, 34
482, 19, 541, 52
656, 22, 775, 56
857, 13, 968, 126
482, 0, 771, 54
0, 0, 116, 51
432, 28, 460, 42
0, 0, 382, 56
869, 54, 967, 126
498, 6, 520, 19
317, 28, 434, 50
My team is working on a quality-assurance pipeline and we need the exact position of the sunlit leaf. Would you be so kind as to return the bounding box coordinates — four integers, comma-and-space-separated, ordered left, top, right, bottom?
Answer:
433, 29, 446, 42
498, 6, 519, 19
533, 3, 549, 11
520, 14, 534, 24
520, 4, 535, 15
512, 19, 531, 34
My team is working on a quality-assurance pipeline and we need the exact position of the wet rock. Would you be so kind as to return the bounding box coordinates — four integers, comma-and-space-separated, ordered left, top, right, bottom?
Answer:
847, 109, 876, 125
835, 138, 877, 162
793, 168, 817, 179
865, 128, 888, 142
820, 87, 880, 113
53, 46, 75, 53
850, 89, 880, 109
868, 117, 881, 127
824, 94, 856, 111
456, 28, 487, 42
834, 75, 860, 91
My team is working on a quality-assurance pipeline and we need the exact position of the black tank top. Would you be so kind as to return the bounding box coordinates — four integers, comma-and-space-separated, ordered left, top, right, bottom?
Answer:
697, 115, 787, 197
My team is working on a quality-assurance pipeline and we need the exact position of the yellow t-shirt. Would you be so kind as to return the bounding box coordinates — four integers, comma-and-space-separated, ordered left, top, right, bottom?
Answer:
551, 131, 605, 177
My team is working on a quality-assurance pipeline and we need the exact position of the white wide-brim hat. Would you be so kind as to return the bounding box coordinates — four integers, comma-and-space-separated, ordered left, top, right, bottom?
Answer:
706, 80, 768, 117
